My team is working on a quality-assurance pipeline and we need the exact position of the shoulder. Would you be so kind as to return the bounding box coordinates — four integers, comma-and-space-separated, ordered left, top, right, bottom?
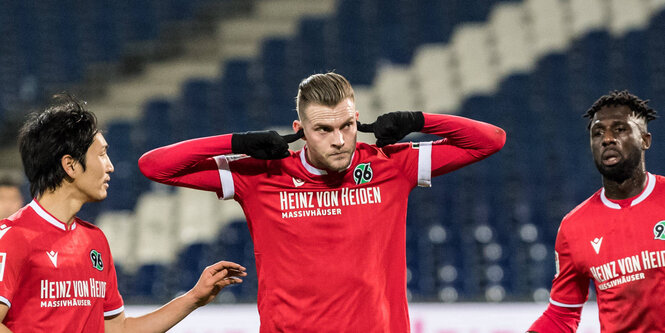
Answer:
654, 173, 665, 187
357, 142, 414, 158
559, 189, 602, 232
75, 219, 109, 240
0, 207, 33, 245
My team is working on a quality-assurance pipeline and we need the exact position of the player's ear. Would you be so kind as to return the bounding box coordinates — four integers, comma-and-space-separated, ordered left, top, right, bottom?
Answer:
642, 131, 652, 150
61, 155, 78, 178
293, 120, 305, 141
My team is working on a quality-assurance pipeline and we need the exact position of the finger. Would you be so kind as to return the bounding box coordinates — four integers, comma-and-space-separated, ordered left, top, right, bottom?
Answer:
356, 121, 374, 133
215, 277, 243, 289
281, 129, 304, 143
209, 261, 246, 274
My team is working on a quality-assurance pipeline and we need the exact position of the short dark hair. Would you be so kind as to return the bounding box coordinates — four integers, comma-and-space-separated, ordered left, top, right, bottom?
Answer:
18, 94, 99, 198
296, 72, 355, 120
584, 90, 657, 129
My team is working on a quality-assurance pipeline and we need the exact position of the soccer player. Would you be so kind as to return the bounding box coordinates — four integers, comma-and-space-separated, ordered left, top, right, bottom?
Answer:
0, 94, 247, 333
0, 176, 23, 219
139, 72, 506, 332
528, 90, 665, 332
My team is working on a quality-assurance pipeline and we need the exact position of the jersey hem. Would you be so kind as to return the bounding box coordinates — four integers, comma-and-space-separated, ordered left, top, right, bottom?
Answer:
0, 295, 10, 308
549, 298, 584, 308
104, 305, 125, 317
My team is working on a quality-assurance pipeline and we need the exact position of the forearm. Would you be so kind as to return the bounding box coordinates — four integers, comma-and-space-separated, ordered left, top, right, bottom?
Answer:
423, 113, 505, 175
0, 324, 12, 333
422, 113, 506, 157
138, 134, 234, 190
118, 293, 200, 333
529, 303, 582, 333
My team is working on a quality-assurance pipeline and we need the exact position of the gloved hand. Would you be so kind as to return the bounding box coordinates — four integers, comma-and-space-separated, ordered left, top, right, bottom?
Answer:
356, 111, 424, 147
232, 129, 304, 159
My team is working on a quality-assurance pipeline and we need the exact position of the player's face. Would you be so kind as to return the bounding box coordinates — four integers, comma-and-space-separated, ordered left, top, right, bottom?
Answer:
73, 133, 114, 202
589, 105, 651, 183
295, 98, 358, 172
0, 185, 23, 219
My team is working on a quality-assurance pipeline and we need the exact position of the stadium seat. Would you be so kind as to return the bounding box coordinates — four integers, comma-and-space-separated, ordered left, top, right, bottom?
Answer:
451, 24, 498, 96
96, 211, 138, 269
174, 187, 221, 246
412, 44, 462, 114
372, 64, 419, 114
134, 192, 178, 265
524, 0, 568, 57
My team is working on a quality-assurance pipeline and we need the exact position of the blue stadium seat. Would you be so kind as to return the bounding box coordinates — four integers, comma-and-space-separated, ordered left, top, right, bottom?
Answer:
139, 98, 174, 151
216, 59, 253, 132
213, 220, 257, 300
130, 263, 172, 302
175, 242, 214, 292
101, 121, 143, 211
292, 17, 330, 78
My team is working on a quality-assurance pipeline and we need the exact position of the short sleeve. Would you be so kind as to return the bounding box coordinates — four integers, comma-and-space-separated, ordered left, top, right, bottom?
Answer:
548, 227, 589, 308
102, 238, 124, 317
0, 224, 28, 308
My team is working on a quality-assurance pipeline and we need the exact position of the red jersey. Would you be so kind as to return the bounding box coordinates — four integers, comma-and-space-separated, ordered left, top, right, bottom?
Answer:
138, 113, 505, 332
0, 200, 124, 333
537, 173, 665, 332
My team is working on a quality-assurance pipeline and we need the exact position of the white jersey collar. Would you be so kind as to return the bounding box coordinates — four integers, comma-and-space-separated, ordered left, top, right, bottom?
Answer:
600, 172, 655, 209
29, 200, 77, 231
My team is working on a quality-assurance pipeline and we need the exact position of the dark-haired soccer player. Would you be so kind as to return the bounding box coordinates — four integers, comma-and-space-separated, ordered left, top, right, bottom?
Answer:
528, 90, 665, 332
139, 72, 506, 332
0, 94, 247, 333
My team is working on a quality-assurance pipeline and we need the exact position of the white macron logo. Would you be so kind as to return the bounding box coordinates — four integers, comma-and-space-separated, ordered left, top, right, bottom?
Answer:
591, 237, 603, 254
0, 224, 11, 240
46, 251, 58, 268
292, 177, 305, 187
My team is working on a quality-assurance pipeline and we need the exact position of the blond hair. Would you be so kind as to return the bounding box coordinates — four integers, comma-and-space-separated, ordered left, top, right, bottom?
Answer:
296, 72, 354, 120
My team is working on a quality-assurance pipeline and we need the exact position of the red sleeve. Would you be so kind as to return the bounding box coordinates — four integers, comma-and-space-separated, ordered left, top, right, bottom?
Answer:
529, 220, 588, 332
0, 225, 27, 307
102, 234, 124, 317
138, 134, 235, 193
529, 303, 582, 333
422, 113, 506, 176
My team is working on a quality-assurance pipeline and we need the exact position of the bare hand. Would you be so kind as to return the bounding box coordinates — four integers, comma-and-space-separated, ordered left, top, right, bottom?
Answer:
188, 260, 247, 307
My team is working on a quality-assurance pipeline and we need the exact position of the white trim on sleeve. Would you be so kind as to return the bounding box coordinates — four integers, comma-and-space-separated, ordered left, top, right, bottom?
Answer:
549, 298, 585, 308
104, 305, 125, 317
213, 155, 235, 200
417, 141, 432, 187
0, 295, 10, 308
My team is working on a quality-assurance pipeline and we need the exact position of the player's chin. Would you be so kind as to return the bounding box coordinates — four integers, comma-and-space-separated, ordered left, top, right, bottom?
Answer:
326, 155, 351, 171
92, 190, 109, 202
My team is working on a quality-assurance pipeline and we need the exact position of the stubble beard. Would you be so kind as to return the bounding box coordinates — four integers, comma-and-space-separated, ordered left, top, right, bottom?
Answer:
594, 149, 643, 183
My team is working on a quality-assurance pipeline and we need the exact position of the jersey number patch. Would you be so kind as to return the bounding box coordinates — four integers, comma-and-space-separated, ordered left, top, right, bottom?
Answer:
353, 163, 373, 185
654, 221, 665, 240
90, 250, 104, 271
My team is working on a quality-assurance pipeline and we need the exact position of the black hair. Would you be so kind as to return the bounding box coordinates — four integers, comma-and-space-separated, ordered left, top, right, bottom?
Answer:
18, 94, 99, 198
585, 90, 658, 129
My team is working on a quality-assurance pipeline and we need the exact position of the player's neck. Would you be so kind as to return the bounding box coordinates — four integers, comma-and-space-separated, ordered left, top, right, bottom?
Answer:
602, 168, 648, 200
36, 186, 85, 227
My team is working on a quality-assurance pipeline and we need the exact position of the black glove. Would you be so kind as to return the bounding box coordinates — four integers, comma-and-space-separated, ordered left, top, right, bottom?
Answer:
232, 129, 304, 159
357, 111, 424, 147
